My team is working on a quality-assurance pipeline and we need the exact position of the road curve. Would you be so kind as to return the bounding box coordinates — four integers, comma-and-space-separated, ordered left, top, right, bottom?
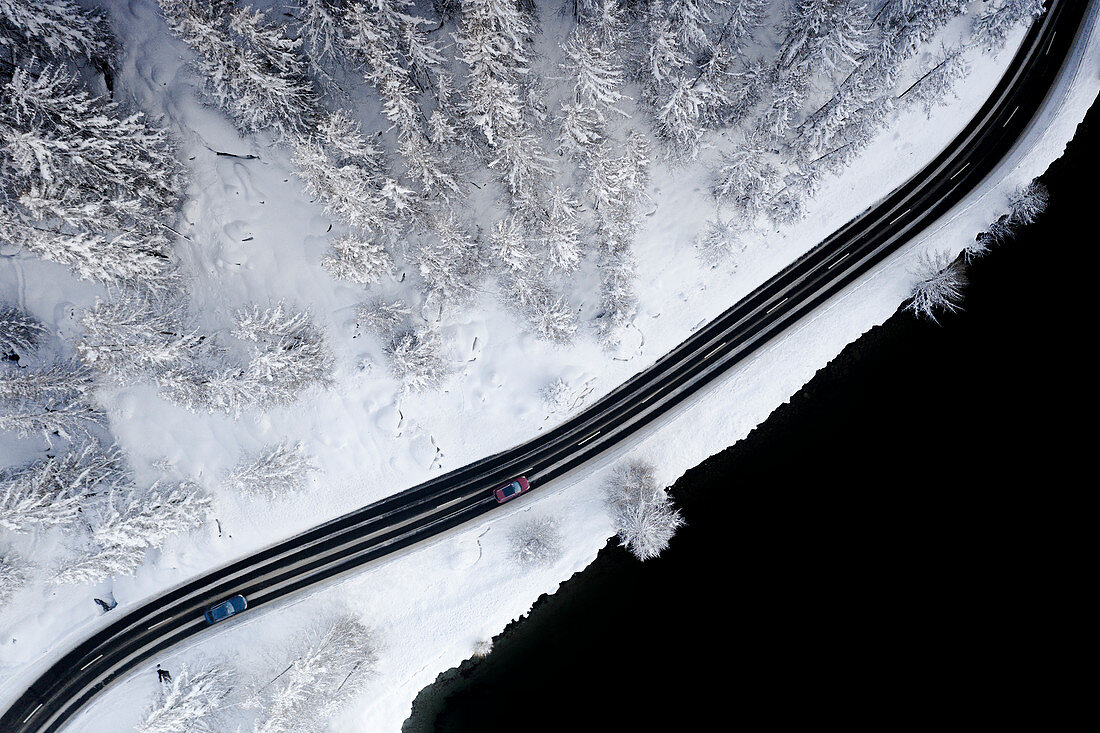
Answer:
1, 3, 1088, 730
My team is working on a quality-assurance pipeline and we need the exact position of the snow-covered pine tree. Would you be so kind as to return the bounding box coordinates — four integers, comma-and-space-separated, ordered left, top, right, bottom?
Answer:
0, 395, 103, 442
225, 442, 318, 500
158, 0, 316, 137
54, 480, 212, 585
408, 213, 483, 308
231, 303, 335, 402
542, 186, 584, 274
137, 664, 234, 733
605, 459, 683, 561
384, 327, 450, 392
0, 549, 29, 603
653, 74, 708, 159
0, 0, 109, 62
972, 0, 1046, 53
321, 233, 394, 285
0, 360, 93, 402
0, 305, 47, 361
0, 65, 182, 288
712, 142, 782, 225
77, 294, 204, 383
0, 442, 126, 533
720, 0, 768, 55
907, 250, 965, 322
251, 616, 378, 733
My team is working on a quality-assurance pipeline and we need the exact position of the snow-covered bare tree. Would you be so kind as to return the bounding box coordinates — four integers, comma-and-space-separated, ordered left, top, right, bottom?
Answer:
972, 0, 1045, 53
605, 459, 684, 561
0, 65, 183, 288
0, 549, 30, 603
0, 0, 110, 62
384, 327, 450, 393
251, 615, 378, 733
77, 295, 205, 383
158, 0, 317, 137
900, 47, 970, 118
408, 213, 483, 308
225, 442, 318, 500
54, 480, 212, 585
356, 299, 412, 341
137, 664, 234, 733
0, 305, 47, 361
509, 515, 563, 567
0, 442, 126, 533
907, 249, 965, 323
1007, 181, 1049, 226
694, 214, 742, 266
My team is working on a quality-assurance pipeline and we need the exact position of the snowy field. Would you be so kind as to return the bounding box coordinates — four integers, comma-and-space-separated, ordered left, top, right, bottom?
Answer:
1, 1, 1098, 731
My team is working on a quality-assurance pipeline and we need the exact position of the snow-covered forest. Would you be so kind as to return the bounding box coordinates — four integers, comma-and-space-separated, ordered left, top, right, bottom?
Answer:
0, 0, 1071, 730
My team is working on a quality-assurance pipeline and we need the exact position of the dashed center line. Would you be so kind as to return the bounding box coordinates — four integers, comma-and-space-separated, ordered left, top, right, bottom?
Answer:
576, 430, 600, 447
765, 297, 788, 315
79, 654, 104, 672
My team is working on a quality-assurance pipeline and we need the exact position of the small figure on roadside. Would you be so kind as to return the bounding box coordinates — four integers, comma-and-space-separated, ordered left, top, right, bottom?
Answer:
156, 665, 171, 684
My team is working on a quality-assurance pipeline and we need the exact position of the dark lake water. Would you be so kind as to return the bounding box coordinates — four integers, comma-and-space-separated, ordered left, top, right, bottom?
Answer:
404, 101, 1096, 732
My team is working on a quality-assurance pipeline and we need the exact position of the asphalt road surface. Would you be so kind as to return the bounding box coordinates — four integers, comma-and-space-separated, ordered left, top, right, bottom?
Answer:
1, 2, 1088, 730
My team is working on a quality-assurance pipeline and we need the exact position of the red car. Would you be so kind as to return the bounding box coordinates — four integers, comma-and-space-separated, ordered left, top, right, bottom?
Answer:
494, 476, 530, 503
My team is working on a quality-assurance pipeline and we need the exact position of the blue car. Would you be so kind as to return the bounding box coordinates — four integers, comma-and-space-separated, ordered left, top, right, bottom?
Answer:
203, 595, 247, 624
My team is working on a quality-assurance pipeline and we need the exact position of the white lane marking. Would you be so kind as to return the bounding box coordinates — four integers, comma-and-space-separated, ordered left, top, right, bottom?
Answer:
1046, 31, 1057, 55
889, 208, 911, 226
24, 703, 43, 723
827, 252, 850, 270
703, 342, 726, 360
576, 430, 601, 447
147, 618, 170, 631
1003, 106, 1019, 127
79, 654, 104, 671
765, 298, 788, 316
950, 161, 970, 179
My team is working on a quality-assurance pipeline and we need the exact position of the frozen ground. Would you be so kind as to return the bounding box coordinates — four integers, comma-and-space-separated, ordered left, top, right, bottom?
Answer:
1, 1, 1098, 731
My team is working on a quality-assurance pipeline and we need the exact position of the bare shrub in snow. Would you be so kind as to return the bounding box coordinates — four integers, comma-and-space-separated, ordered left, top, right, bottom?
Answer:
907, 250, 966, 323
0, 442, 126, 533
137, 664, 234, 733
1007, 181, 1049, 226
54, 480, 212, 585
0, 549, 30, 603
0, 305, 48, 360
225, 442, 317, 500
541, 377, 594, 415
384, 328, 450, 393
695, 215, 742, 266
250, 615, 378, 733
509, 515, 563, 567
605, 460, 684, 561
